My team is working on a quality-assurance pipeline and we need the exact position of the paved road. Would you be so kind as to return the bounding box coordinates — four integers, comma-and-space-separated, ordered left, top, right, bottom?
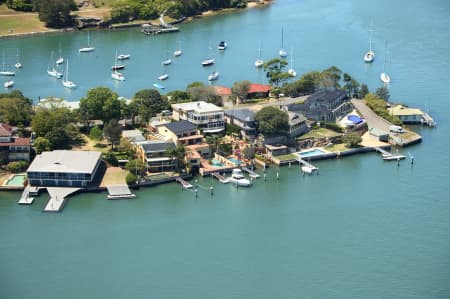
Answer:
351, 98, 393, 132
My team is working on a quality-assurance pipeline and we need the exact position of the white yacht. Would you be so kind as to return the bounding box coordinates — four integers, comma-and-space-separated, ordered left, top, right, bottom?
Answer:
14, 49, 22, 69
79, 31, 95, 53
1, 51, 15, 76
288, 47, 296, 77
364, 22, 375, 63
255, 41, 264, 68
228, 169, 252, 187
202, 58, 215, 66
218, 41, 227, 50
47, 51, 63, 79
62, 59, 77, 89
208, 71, 219, 81
56, 43, 64, 65
279, 28, 287, 57
380, 41, 391, 83
4, 79, 14, 88
158, 73, 169, 81
112, 70, 125, 81
173, 40, 182, 57
117, 53, 131, 60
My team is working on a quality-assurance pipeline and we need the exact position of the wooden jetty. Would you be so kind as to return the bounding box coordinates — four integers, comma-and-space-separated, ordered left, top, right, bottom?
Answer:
106, 185, 136, 199
422, 112, 436, 127
176, 177, 193, 189
241, 167, 260, 178
212, 172, 229, 184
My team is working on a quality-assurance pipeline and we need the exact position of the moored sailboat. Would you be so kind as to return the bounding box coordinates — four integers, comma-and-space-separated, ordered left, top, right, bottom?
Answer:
79, 31, 95, 53
47, 51, 63, 79
364, 22, 375, 63
380, 41, 391, 83
62, 59, 77, 89
255, 40, 264, 68
279, 28, 287, 57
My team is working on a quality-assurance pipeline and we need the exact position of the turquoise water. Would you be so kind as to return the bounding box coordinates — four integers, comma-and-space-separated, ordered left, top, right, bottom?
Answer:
228, 157, 243, 165
5, 174, 26, 186
298, 148, 327, 158
1, 1, 450, 298
211, 158, 224, 167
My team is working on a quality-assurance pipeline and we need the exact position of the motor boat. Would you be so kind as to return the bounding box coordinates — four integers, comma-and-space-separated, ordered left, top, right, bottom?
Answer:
201, 58, 215, 66
158, 73, 169, 81
111, 64, 125, 71
218, 41, 227, 50
4, 79, 14, 88
111, 70, 125, 81
227, 169, 252, 187
208, 71, 219, 81
117, 54, 130, 60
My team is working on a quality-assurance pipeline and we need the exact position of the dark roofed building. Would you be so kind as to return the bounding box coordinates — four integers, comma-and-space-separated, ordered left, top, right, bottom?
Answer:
224, 108, 257, 137
136, 140, 177, 173
0, 123, 31, 162
288, 88, 351, 122
158, 120, 202, 146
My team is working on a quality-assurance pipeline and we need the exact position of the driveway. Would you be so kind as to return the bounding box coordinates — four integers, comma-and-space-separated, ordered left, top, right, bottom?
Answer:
351, 98, 393, 132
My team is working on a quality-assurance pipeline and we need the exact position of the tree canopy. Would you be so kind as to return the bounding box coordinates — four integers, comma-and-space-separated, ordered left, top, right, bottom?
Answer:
34, 0, 77, 28
232, 80, 251, 102
132, 89, 169, 125
255, 106, 289, 136
0, 90, 33, 126
263, 58, 291, 87
79, 87, 124, 124
31, 106, 80, 149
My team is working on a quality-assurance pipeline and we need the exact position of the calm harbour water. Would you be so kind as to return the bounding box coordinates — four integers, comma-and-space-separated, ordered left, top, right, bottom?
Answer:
1, 0, 450, 298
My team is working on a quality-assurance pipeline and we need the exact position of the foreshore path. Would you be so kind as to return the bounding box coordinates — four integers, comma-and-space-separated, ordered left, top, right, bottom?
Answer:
351, 98, 393, 132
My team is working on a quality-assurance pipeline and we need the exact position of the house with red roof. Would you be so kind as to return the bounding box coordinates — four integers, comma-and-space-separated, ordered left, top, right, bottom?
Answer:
0, 123, 31, 163
247, 83, 271, 99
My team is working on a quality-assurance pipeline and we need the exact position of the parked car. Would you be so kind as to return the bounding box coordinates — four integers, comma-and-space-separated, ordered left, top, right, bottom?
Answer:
389, 125, 404, 133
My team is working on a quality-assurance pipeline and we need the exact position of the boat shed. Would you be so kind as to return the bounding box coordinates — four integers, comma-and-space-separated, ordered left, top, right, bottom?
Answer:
369, 128, 389, 142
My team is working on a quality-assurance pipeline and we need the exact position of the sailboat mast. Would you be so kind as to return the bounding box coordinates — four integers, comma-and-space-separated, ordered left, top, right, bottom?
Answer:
281, 28, 284, 48
383, 41, 387, 72
369, 23, 373, 52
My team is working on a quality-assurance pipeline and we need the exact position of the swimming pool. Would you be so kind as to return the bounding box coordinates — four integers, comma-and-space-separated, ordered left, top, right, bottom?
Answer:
211, 159, 224, 167
227, 157, 243, 165
5, 174, 26, 187
297, 148, 328, 158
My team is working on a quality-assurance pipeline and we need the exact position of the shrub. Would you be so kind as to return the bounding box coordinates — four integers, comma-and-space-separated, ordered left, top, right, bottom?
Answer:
323, 122, 344, 133
342, 132, 362, 148
103, 151, 118, 166
126, 172, 137, 185
6, 160, 28, 173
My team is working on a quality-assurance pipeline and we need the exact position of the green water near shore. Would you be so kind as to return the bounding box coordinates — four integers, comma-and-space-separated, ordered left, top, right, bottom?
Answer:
1, 0, 450, 298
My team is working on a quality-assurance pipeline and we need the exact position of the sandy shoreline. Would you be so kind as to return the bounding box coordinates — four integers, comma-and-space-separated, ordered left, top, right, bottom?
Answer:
0, 1, 271, 39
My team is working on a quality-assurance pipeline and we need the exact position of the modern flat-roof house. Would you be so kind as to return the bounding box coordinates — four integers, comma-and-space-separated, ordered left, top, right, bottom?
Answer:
135, 140, 177, 173
171, 101, 225, 133
388, 105, 425, 124
288, 88, 350, 122
27, 150, 102, 187
224, 108, 257, 137
0, 123, 31, 162
122, 130, 146, 144
157, 120, 203, 146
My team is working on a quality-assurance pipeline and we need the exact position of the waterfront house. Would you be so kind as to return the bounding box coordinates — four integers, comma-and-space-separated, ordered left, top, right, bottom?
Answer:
27, 150, 102, 187
224, 108, 257, 138
171, 101, 225, 133
265, 144, 289, 158
0, 123, 31, 163
247, 83, 271, 99
135, 140, 176, 173
287, 111, 309, 138
388, 105, 424, 124
213, 85, 232, 103
288, 88, 350, 122
157, 120, 203, 146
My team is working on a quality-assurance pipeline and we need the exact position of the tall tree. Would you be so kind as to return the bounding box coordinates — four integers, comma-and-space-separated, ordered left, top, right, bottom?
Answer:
231, 80, 251, 103
35, 0, 77, 28
255, 106, 289, 136
31, 106, 80, 149
132, 89, 169, 125
79, 87, 124, 125
263, 58, 291, 87
103, 119, 122, 150
0, 91, 33, 126
375, 86, 390, 101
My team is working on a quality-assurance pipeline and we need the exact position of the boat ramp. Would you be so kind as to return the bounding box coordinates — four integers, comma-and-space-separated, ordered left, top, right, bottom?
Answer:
106, 184, 136, 199
44, 187, 80, 212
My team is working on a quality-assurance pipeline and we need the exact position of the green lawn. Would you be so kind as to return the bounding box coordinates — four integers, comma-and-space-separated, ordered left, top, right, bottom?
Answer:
298, 128, 342, 140
325, 143, 349, 152
274, 153, 298, 161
